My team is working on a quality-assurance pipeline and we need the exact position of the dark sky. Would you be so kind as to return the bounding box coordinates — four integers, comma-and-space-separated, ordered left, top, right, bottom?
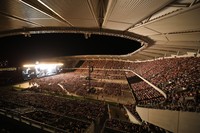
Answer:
0, 33, 141, 66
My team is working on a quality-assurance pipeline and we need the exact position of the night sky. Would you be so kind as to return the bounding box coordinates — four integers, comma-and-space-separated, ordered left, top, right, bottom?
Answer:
0, 33, 141, 66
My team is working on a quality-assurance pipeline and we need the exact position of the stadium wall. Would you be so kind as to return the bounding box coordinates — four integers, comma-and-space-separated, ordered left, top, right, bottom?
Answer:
136, 106, 200, 133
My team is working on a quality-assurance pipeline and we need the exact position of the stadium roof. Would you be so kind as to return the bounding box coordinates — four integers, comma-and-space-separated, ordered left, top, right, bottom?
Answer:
0, 0, 200, 61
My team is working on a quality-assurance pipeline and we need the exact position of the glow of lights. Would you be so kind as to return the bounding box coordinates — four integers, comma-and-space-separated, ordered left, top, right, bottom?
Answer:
23, 64, 36, 67
23, 63, 63, 68
23, 63, 63, 78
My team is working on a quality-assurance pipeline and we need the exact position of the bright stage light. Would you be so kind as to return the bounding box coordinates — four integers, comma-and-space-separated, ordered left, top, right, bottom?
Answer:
23, 64, 36, 67
22, 62, 63, 79
23, 63, 63, 68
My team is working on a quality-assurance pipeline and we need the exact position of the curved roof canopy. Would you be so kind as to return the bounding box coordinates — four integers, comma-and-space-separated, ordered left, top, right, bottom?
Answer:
0, 0, 200, 61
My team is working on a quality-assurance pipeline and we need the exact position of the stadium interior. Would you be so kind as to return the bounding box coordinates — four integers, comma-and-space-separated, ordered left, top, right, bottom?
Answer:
0, 0, 200, 133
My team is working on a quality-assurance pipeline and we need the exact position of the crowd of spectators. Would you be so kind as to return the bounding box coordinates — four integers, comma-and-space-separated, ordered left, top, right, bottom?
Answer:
128, 57, 200, 111
104, 119, 141, 132
24, 110, 90, 133
0, 88, 108, 132
130, 81, 164, 104
1, 56, 199, 132
26, 56, 200, 112
79, 57, 200, 112
104, 118, 171, 133
0, 90, 106, 122
28, 69, 133, 101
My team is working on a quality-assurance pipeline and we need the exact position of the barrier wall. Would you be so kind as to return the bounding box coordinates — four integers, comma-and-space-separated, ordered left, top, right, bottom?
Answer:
136, 106, 200, 133
124, 106, 141, 125
178, 112, 200, 133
